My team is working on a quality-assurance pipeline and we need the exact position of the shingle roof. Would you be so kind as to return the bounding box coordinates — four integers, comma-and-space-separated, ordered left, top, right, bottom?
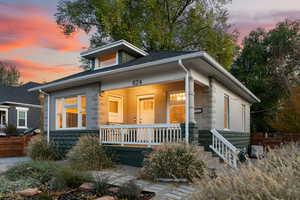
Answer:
44, 51, 197, 85
0, 82, 41, 105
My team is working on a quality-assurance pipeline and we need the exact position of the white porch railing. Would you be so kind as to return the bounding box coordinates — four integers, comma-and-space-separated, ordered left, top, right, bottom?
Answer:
209, 129, 238, 168
99, 123, 182, 147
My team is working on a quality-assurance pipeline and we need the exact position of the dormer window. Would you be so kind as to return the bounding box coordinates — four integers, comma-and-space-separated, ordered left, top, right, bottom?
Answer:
97, 52, 118, 68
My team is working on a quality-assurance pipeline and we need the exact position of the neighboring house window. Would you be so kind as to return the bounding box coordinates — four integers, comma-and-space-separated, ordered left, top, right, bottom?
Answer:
108, 95, 123, 123
55, 95, 86, 129
168, 91, 185, 123
97, 52, 118, 68
16, 107, 28, 129
224, 95, 230, 129
242, 104, 246, 132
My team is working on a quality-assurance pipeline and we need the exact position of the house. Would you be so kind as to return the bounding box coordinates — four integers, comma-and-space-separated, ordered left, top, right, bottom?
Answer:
29, 40, 260, 167
0, 82, 42, 135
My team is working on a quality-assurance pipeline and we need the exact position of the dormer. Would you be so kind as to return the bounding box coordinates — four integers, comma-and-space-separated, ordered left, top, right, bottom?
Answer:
80, 40, 148, 70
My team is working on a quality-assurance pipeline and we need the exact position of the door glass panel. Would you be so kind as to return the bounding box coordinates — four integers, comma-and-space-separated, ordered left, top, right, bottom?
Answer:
169, 105, 185, 123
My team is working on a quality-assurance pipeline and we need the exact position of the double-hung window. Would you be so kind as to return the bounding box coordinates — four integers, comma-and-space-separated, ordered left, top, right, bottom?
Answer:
16, 107, 28, 129
168, 91, 186, 123
56, 95, 86, 129
224, 95, 230, 129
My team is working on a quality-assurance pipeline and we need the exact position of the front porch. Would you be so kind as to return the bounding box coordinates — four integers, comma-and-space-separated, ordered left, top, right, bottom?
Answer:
98, 80, 207, 146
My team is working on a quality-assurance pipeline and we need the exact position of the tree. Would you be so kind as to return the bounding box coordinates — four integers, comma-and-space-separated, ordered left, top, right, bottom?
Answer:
269, 87, 300, 133
0, 61, 20, 86
55, 0, 237, 70
231, 20, 300, 132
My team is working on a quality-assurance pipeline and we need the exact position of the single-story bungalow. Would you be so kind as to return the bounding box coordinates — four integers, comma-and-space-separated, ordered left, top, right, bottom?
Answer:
30, 40, 260, 167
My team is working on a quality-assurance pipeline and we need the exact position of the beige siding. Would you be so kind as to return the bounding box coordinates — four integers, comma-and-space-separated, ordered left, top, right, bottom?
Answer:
213, 80, 251, 132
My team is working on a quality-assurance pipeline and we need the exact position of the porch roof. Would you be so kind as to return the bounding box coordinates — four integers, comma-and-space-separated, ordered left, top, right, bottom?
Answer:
29, 51, 260, 103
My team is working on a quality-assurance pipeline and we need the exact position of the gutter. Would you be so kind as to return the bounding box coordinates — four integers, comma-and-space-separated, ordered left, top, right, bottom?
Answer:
178, 60, 190, 144
39, 89, 50, 144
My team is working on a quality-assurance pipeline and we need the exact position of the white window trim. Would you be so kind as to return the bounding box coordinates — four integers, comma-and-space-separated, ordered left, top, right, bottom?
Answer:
0, 107, 8, 128
167, 90, 185, 123
108, 95, 124, 124
242, 104, 246, 132
16, 107, 28, 129
55, 95, 87, 130
95, 51, 119, 70
224, 94, 230, 130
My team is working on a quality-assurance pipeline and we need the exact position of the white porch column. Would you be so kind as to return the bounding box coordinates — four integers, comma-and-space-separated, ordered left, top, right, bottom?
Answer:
188, 77, 196, 124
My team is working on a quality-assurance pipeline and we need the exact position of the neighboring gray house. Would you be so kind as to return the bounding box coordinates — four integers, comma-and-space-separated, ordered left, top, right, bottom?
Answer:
30, 40, 260, 167
0, 82, 42, 134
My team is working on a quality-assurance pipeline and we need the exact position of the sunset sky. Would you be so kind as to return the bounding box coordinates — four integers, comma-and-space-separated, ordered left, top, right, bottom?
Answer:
1, 0, 300, 83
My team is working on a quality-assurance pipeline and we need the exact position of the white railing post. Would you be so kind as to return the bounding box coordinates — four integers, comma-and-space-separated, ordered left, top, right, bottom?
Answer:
209, 129, 238, 168
121, 128, 124, 146
147, 128, 152, 147
99, 127, 102, 144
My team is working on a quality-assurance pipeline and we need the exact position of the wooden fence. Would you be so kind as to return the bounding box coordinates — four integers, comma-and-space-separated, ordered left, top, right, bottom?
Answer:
251, 132, 300, 149
0, 135, 32, 157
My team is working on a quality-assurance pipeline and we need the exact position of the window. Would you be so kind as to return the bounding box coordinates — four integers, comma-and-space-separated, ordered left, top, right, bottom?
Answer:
242, 104, 246, 132
224, 95, 230, 129
108, 95, 123, 123
168, 91, 186, 123
16, 107, 28, 129
97, 53, 117, 68
56, 95, 86, 129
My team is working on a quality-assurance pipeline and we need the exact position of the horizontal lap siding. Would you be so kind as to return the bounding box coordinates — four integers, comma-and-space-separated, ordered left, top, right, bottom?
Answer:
50, 130, 98, 154
198, 130, 250, 152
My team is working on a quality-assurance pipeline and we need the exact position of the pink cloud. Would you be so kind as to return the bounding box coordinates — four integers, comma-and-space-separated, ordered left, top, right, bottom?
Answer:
3, 58, 82, 83
229, 10, 300, 44
0, 3, 84, 52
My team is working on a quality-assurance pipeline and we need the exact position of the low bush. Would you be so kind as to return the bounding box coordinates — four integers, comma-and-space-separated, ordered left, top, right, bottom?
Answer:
67, 136, 113, 171
141, 144, 208, 181
5, 161, 61, 184
27, 135, 61, 161
93, 174, 110, 196
52, 167, 93, 189
0, 176, 40, 194
193, 143, 300, 200
117, 180, 142, 200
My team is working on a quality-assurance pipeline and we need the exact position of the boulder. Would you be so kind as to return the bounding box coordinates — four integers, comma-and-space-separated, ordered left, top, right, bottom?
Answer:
79, 182, 94, 191
95, 196, 115, 200
18, 188, 42, 197
107, 187, 120, 194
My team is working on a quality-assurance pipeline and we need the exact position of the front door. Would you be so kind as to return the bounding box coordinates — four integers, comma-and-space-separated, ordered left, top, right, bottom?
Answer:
137, 95, 155, 124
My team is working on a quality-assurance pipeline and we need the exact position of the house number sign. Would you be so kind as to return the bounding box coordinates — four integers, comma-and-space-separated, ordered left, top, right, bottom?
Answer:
132, 79, 143, 86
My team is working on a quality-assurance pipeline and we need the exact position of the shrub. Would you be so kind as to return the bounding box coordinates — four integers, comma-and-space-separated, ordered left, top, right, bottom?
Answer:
141, 144, 207, 181
67, 136, 113, 170
0, 176, 40, 194
52, 167, 93, 189
5, 161, 61, 184
26, 135, 61, 161
193, 143, 300, 200
117, 180, 142, 200
4, 124, 17, 136
93, 174, 110, 196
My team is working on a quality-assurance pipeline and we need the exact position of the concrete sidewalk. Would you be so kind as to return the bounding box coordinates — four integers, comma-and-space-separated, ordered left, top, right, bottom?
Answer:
0, 157, 31, 173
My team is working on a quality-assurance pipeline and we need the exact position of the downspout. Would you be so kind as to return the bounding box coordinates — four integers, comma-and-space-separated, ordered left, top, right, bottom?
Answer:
178, 59, 190, 144
39, 89, 50, 144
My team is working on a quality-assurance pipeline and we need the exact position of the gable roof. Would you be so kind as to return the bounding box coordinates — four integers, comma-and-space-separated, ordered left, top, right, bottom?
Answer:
0, 82, 41, 106
81, 40, 148, 59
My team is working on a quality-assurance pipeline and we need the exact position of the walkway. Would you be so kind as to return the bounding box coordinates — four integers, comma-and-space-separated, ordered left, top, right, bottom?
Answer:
93, 165, 197, 200
0, 157, 31, 173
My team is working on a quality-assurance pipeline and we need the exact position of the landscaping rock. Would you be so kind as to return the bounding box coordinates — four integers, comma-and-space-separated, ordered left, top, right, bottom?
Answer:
95, 196, 115, 200
79, 182, 94, 191
107, 187, 120, 194
18, 188, 42, 197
